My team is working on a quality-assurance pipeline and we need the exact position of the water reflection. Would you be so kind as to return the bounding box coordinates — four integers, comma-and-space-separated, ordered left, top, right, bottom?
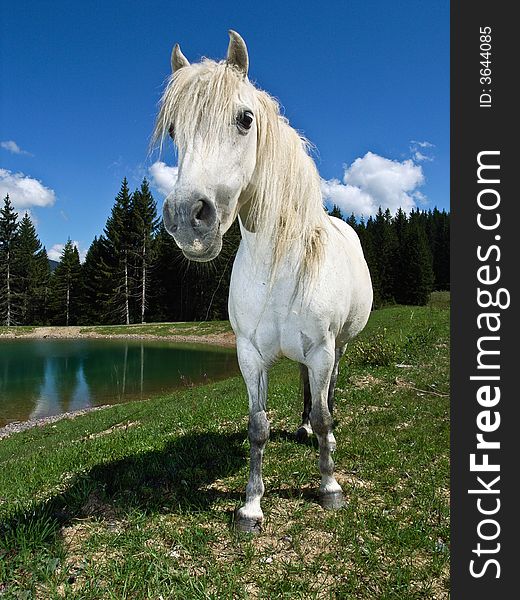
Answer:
0, 339, 238, 426
0, 341, 46, 423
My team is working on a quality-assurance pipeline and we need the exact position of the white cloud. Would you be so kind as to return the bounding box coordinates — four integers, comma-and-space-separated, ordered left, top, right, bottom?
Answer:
148, 161, 178, 197
320, 178, 376, 217
410, 140, 434, 149
410, 140, 435, 163
413, 151, 433, 162
321, 151, 425, 217
48, 241, 87, 263
0, 168, 56, 210
47, 245, 64, 261
413, 190, 428, 205
1, 140, 32, 156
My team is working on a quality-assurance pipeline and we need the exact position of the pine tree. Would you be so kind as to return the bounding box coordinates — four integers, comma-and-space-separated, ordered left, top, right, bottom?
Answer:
345, 213, 357, 230
366, 208, 399, 305
0, 195, 20, 326
399, 211, 434, 305
49, 240, 83, 325
131, 179, 159, 324
81, 236, 110, 324
149, 222, 185, 322
392, 208, 408, 304
102, 178, 134, 324
393, 208, 407, 247
357, 216, 380, 307
431, 208, 450, 290
13, 213, 50, 325
328, 204, 343, 219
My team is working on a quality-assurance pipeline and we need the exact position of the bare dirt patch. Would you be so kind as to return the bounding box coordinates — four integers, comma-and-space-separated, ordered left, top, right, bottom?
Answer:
0, 406, 110, 440
348, 374, 383, 388
0, 325, 237, 347
80, 420, 140, 440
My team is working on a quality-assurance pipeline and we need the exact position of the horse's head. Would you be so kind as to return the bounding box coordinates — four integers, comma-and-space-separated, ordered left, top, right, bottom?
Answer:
156, 31, 257, 262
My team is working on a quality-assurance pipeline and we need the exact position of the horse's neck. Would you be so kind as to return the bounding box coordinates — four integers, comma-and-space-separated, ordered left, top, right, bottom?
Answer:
237, 213, 262, 255
236, 212, 276, 277
236, 211, 305, 290
237, 194, 255, 233
236, 143, 326, 280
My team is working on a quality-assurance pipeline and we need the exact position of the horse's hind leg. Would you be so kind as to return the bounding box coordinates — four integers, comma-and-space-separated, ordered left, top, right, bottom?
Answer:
296, 364, 312, 442
235, 341, 270, 534
307, 346, 345, 510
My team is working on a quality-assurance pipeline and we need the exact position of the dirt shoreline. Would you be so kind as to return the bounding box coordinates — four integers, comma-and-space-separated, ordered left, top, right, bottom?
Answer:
0, 406, 114, 440
0, 326, 236, 348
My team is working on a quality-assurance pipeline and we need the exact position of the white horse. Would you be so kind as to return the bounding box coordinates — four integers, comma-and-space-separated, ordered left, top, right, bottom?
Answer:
154, 31, 373, 533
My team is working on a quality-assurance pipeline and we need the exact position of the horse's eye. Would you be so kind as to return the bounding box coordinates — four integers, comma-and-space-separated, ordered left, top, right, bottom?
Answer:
168, 124, 175, 139
237, 110, 254, 132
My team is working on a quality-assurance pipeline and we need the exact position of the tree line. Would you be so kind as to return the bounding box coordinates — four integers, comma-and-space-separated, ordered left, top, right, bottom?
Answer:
329, 204, 450, 307
0, 180, 449, 326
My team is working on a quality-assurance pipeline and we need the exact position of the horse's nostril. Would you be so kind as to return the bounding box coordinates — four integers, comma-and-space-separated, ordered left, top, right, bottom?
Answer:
194, 202, 205, 221
191, 199, 213, 226
163, 201, 178, 234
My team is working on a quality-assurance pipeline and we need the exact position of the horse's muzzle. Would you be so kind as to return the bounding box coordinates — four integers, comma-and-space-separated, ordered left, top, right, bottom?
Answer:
163, 195, 222, 261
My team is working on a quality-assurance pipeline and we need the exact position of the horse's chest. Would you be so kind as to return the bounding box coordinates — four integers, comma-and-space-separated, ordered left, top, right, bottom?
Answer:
228, 255, 328, 363
230, 297, 312, 363
228, 272, 289, 350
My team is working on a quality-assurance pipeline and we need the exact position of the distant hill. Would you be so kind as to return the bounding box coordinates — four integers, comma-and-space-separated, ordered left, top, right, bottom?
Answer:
48, 259, 59, 272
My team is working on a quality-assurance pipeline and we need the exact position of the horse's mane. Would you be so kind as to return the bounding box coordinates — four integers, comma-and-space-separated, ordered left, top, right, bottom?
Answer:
153, 59, 327, 282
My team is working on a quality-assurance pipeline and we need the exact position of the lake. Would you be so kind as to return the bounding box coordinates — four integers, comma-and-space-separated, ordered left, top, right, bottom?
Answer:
0, 339, 239, 427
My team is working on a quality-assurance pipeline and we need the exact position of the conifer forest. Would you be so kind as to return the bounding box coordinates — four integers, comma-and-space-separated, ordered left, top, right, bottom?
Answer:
0, 179, 449, 326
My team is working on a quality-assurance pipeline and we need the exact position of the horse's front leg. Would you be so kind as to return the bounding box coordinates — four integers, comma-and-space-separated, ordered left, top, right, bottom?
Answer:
235, 341, 270, 533
327, 344, 347, 416
296, 364, 312, 441
296, 344, 345, 442
307, 346, 346, 510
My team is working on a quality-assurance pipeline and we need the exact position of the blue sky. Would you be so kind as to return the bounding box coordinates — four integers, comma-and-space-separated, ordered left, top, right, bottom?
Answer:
0, 0, 449, 260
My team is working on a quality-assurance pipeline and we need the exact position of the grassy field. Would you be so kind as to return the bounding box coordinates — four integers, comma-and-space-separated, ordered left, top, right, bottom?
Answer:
0, 301, 450, 599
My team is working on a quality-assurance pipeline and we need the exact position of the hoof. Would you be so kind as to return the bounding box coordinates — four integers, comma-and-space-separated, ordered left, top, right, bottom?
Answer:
295, 426, 311, 443
234, 515, 263, 534
234, 508, 263, 534
319, 490, 346, 510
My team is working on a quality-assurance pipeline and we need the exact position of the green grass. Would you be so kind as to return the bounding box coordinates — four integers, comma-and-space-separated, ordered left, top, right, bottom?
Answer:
0, 304, 450, 599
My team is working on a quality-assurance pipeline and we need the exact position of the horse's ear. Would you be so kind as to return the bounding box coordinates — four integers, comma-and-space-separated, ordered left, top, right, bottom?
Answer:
171, 43, 190, 73
226, 30, 248, 77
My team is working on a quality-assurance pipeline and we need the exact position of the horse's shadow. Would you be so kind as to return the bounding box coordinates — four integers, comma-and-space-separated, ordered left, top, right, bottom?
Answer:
270, 428, 319, 448
73, 430, 249, 517
75, 427, 319, 517
2, 427, 319, 543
